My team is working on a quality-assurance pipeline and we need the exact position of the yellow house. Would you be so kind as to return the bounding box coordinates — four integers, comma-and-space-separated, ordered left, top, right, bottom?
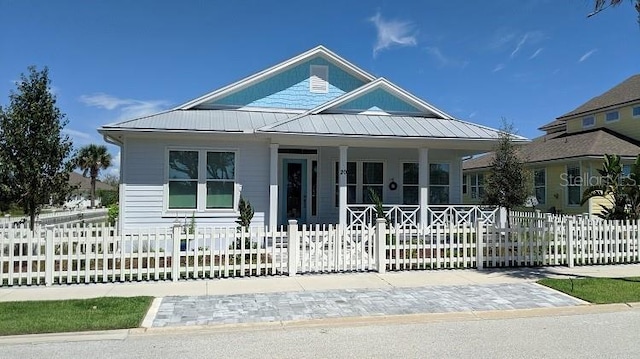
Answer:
463, 74, 640, 215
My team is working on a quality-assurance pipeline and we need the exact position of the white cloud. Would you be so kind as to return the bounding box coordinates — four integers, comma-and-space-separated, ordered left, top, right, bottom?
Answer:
489, 31, 517, 50
492, 63, 505, 73
62, 128, 93, 140
79, 93, 168, 120
529, 48, 543, 60
579, 49, 597, 63
510, 33, 530, 58
468, 111, 477, 119
369, 11, 417, 57
424, 47, 469, 69
103, 150, 121, 178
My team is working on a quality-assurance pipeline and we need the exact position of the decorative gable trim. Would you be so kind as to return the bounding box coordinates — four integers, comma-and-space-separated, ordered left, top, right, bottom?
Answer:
176, 46, 376, 110
309, 65, 328, 93
307, 78, 453, 119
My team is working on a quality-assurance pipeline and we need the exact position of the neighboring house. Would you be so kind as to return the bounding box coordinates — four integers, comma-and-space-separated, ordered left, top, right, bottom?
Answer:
98, 45, 525, 232
463, 74, 640, 215
64, 172, 114, 209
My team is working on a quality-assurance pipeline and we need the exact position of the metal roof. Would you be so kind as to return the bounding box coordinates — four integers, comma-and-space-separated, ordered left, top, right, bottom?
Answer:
100, 109, 295, 132
260, 114, 516, 140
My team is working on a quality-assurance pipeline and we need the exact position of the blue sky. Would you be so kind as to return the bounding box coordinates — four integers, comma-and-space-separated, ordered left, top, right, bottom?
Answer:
1, 0, 639, 176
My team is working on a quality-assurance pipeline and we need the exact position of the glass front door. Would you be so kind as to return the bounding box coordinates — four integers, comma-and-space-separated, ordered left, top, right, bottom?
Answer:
280, 159, 307, 225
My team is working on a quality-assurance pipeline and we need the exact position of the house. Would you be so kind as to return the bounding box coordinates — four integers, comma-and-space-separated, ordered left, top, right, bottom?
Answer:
98, 46, 525, 232
463, 74, 640, 215
63, 172, 115, 209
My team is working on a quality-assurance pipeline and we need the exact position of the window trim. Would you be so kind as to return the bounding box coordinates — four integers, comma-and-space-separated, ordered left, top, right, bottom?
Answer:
582, 115, 595, 128
164, 147, 239, 215
401, 162, 419, 205
334, 160, 385, 206
533, 168, 546, 206
470, 173, 484, 200
566, 163, 581, 207
605, 110, 620, 123
429, 162, 451, 205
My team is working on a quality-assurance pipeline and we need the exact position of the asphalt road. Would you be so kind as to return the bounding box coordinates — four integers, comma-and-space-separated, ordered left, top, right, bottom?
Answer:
2, 309, 639, 359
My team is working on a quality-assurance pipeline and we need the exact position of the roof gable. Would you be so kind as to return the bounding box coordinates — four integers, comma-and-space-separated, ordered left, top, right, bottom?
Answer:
178, 46, 375, 111
558, 74, 640, 119
310, 78, 452, 119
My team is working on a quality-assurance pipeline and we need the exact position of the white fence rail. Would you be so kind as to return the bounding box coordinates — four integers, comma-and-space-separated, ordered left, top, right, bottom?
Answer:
3, 213, 640, 287
346, 205, 499, 228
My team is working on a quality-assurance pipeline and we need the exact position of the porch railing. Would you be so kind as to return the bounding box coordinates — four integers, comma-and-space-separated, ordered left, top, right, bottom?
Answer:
346, 204, 499, 228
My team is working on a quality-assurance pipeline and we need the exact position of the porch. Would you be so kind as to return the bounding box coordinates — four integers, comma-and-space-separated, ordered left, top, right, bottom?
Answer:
267, 142, 485, 229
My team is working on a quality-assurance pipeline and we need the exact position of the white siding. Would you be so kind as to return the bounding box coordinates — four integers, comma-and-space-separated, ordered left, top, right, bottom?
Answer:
121, 136, 270, 232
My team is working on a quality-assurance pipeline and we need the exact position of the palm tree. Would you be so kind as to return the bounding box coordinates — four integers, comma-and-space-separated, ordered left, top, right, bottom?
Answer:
590, 0, 640, 22
75, 144, 112, 208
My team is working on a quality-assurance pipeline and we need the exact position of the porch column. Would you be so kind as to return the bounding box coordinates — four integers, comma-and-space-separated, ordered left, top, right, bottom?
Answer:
269, 143, 279, 229
419, 148, 429, 226
339, 145, 348, 226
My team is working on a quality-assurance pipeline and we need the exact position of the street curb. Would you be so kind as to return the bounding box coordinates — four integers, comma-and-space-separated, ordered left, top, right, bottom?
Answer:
141, 297, 163, 328
0, 329, 129, 345
136, 302, 639, 336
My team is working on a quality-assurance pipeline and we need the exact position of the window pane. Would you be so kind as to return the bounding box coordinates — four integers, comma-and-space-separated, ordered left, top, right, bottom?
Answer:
567, 165, 580, 185
478, 174, 484, 186
363, 186, 383, 204
335, 162, 357, 184
623, 165, 631, 177
403, 163, 419, 185
363, 162, 383, 184
335, 185, 358, 206
403, 187, 419, 205
634, 106, 640, 117
430, 164, 449, 186
207, 152, 235, 180
582, 116, 595, 127
535, 187, 546, 205
169, 181, 197, 209
534, 169, 545, 186
429, 186, 449, 204
169, 151, 198, 179
606, 111, 619, 121
206, 181, 234, 208
568, 186, 581, 205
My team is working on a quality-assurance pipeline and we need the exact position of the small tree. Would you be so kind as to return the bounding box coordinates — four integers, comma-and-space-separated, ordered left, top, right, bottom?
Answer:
482, 121, 529, 224
0, 66, 74, 230
75, 144, 112, 208
234, 196, 254, 250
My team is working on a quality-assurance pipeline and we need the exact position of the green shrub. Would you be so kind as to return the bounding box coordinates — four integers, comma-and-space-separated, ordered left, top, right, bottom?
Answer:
107, 204, 119, 226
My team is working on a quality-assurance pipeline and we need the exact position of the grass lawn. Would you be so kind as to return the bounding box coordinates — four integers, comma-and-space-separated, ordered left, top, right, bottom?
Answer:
538, 277, 640, 304
0, 296, 153, 336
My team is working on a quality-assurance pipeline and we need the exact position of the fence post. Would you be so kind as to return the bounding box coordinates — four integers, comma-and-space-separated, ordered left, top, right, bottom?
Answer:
172, 222, 182, 282
44, 225, 55, 286
565, 219, 574, 268
287, 220, 298, 276
375, 218, 387, 274
476, 220, 484, 270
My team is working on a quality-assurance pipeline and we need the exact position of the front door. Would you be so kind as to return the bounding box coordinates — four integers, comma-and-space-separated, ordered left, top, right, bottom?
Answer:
281, 159, 307, 225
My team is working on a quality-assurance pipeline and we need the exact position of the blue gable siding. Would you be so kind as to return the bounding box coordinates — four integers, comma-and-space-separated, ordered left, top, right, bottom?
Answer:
336, 88, 422, 113
212, 57, 366, 110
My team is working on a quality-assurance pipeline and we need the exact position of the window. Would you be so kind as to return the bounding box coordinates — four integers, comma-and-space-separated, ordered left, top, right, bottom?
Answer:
168, 150, 235, 210
310, 65, 328, 93
462, 175, 467, 194
402, 163, 419, 205
533, 169, 546, 205
334, 161, 383, 205
633, 106, 640, 118
470, 173, 484, 200
582, 116, 595, 128
566, 164, 581, 206
429, 163, 450, 204
363, 162, 384, 204
335, 162, 357, 206
605, 111, 619, 122
623, 164, 632, 177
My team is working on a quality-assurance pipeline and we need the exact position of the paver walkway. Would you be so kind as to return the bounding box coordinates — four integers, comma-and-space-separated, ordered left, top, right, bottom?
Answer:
151, 283, 583, 327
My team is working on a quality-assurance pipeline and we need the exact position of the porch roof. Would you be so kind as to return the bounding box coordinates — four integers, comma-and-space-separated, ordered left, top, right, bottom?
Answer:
259, 113, 521, 140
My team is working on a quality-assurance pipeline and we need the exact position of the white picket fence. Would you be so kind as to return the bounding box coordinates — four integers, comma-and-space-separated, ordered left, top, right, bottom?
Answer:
2, 213, 640, 287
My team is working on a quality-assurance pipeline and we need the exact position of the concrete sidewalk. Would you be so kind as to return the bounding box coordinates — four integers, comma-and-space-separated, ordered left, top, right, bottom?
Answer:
1, 264, 639, 302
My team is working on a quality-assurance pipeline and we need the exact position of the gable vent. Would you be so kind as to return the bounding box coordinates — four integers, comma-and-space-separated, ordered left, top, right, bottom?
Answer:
310, 65, 328, 93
